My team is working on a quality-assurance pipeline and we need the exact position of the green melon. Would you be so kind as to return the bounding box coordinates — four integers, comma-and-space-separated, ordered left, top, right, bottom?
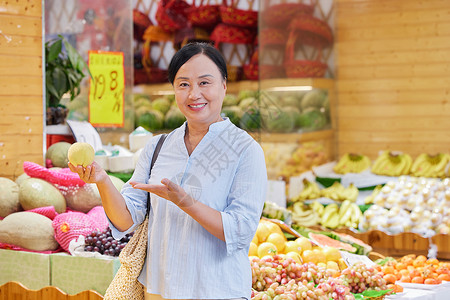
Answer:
46, 142, 72, 168
164, 107, 186, 129
0, 177, 21, 218
19, 178, 66, 213
0, 211, 59, 251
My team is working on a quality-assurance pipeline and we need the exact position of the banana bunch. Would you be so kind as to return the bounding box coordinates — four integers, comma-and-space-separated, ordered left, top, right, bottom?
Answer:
364, 185, 382, 204
292, 179, 321, 202
320, 203, 340, 229
371, 151, 413, 176
290, 202, 320, 227
338, 200, 362, 228
333, 153, 372, 174
410, 153, 450, 178
320, 181, 359, 202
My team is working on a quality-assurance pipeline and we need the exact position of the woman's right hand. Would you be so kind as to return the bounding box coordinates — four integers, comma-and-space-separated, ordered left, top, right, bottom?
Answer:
68, 161, 109, 184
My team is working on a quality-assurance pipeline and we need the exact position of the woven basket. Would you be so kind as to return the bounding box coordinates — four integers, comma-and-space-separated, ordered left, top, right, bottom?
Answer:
260, 64, 285, 79
288, 15, 334, 49
243, 50, 258, 80
260, 27, 287, 47
227, 65, 243, 81
133, 9, 152, 41
187, 0, 220, 29
284, 31, 328, 78
173, 27, 210, 50
155, 0, 191, 33
262, 2, 314, 28
220, 0, 258, 28
210, 23, 256, 46
142, 25, 172, 83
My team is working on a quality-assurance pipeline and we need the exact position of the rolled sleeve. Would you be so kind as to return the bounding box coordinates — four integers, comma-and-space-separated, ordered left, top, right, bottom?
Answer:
221, 141, 267, 256
108, 135, 162, 240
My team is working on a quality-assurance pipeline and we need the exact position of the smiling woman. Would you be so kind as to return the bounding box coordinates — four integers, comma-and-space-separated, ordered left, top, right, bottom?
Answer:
70, 42, 268, 300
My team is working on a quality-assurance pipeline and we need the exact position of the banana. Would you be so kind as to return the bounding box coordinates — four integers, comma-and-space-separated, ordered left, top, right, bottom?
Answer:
344, 183, 359, 202
323, 211, 340, 229
371, 151, 389, 174
431, 153, 450, 177
310, 201, 324, 217
333, 154, 350, 174
350, 203, 363, 225
339, 203, 354, 225
339, 200, 353, 219
411, 153, 427, 174
402, 154, 413, 175
321, 204, 339, 225
294, 179, 321, 202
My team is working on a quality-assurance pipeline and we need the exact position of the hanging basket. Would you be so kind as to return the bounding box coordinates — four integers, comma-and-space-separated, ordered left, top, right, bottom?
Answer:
243, 49, 258, 80
288, 15, 334, 49
284, 31, 328, 78
210, 23, 256, 46
260, 27, 287, 47
262, 2, 314, 28
155, 0, 191, 33
173, 26, 211, 50
219, 0, 258, 28
187, 0, 221, 29
142, 26, 173, 83
133, 9, 153, 42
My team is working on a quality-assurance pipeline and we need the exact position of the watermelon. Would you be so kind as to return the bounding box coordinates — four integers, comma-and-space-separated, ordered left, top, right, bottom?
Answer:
333, 232, 373, 255
308, 232, 357, 253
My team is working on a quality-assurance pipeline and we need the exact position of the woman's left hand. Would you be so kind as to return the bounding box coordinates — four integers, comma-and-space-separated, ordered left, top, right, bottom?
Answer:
130, 179, 196, 208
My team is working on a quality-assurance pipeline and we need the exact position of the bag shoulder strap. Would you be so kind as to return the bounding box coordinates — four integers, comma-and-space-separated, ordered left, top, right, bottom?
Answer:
146, 134, 168, 215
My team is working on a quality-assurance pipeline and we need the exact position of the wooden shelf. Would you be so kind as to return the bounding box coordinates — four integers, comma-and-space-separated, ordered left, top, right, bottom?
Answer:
132, 78, 334, 95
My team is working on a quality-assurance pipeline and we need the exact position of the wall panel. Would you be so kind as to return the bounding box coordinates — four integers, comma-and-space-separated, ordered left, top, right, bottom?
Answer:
0, 0, 43, 179
336, 0, 450, 159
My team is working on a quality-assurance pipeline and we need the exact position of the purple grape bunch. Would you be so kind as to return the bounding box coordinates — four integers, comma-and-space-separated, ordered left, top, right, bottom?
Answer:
84, 227, 134, 257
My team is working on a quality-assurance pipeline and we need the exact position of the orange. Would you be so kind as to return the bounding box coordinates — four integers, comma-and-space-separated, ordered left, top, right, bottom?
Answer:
382, 266, 395, 275
266, 233, 286, 253
395, 262, 407, 271
257, 242, 277, 258
302, 250, 318, 265
427, 258, 439, 266
411, 276, 424, 284
399, 275, 411, 283
438, 273, 450, 281
249, 242, 258, 257
383, 274, 397, 284
424, 278, 439, 284
284, 240, 302, 255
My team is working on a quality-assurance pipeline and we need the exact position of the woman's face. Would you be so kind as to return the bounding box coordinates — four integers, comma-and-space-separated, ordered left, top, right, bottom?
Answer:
173, 54, 226, 127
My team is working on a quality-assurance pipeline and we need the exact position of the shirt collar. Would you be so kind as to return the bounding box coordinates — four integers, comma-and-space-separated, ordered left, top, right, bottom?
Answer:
181, 117, 232, 134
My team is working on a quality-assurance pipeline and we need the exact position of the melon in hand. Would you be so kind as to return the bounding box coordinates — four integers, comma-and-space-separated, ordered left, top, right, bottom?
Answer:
68, 142, 95, 167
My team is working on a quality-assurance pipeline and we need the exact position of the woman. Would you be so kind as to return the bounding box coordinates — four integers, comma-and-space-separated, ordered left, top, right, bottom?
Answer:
70, 42, 267, 299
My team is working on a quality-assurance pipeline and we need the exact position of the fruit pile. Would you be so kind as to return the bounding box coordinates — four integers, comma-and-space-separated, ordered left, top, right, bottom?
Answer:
250, 256, 354, 300
360, 176, 450, 236
290, 200, 362, 230
375, 254, 450, 285
371, 151, 413, 177
84, 227, 133, 257
291, 180, 359, 203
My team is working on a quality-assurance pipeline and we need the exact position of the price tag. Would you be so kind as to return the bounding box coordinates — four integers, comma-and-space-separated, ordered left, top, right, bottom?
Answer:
66, 120, 103, 152
266, 180, 286, 208
88, 51, 125, 127
339, 251, 376, 268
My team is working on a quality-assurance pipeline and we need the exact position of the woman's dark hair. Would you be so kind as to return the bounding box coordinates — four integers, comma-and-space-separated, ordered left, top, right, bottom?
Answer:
167, 42, 228, 84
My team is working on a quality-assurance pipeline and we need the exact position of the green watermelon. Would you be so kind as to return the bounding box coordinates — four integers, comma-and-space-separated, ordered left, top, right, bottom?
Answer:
221, 106, 242, 126
164, 107, 186, 129
297, 108, 328, 131
136, 109, 164, 132
240, 107, 261, 131
151, 97, 171, 115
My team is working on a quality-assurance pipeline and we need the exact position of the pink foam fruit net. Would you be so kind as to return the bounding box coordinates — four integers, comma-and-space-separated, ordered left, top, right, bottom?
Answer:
23, 161, 86, 187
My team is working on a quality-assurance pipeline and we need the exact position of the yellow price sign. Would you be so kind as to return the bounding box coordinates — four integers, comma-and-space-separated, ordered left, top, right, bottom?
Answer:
88, 51, 124, 127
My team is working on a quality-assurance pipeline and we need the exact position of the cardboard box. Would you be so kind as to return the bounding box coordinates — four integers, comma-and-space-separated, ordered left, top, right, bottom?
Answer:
50, 253, 120, 295
0, 249, 51, 290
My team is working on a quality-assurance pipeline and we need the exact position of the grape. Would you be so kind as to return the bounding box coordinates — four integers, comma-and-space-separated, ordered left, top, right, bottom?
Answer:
83, 227, 134, 257
340, 262, 389, 295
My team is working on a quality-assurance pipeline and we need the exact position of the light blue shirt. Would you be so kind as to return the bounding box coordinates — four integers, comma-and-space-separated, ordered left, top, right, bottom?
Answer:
109, 118, 267, 299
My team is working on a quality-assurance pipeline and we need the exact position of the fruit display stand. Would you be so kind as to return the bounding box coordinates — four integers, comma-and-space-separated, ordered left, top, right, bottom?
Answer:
0, 249, 51, 291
